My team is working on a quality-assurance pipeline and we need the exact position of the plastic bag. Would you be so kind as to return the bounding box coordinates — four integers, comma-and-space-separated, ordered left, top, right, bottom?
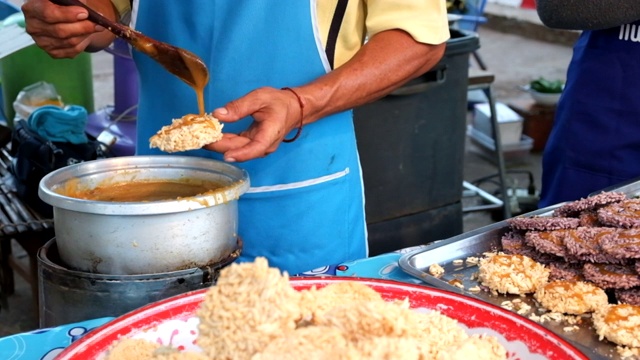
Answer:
9, 120, 112, 217
12, 81, 64, 121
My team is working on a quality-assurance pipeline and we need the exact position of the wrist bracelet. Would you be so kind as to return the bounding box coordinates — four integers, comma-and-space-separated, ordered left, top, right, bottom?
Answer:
281, 87, 304, 143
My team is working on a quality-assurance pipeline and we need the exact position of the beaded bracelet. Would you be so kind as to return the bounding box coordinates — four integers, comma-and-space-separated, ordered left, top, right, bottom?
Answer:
281, 87, 304, 143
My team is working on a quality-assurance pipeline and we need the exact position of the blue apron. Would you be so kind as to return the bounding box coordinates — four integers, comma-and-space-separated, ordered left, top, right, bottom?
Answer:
131, 0, 367, 274
539, 21, 640, 207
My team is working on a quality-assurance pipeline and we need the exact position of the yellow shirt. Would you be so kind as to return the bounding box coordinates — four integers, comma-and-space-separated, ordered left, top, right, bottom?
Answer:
111, 0, 449, 68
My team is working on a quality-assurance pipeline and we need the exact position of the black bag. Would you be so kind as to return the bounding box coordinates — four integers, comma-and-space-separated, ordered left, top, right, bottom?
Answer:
9, 120, 112, 217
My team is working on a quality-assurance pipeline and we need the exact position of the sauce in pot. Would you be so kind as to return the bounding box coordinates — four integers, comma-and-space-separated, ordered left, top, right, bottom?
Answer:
60, 179, 223, 202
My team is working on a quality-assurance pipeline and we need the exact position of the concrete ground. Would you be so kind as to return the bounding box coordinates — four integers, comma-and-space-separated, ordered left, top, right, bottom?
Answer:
0, 5, 575, 337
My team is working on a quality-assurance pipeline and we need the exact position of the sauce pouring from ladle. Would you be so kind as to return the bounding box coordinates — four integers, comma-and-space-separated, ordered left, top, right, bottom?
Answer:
49, 0, 210, 115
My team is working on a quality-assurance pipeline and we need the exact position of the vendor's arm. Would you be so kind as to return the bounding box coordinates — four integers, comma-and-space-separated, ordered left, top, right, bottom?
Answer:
536, 0, 640, 30
210, 30, 445, 162
299, 30, 445, 127
209, 1, 449, 163
22, 0, 117, 58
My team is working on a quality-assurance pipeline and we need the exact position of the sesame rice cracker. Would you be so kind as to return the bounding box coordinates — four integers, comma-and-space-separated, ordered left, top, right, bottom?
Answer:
597, 198, 640, 229
582, 263, 640, 290
614, 287, 640, 306
478, 253, 549, 295
564, 227, 626, 264
501, 231, 561, 264
150, 114, 224, 153
501, 231, 539, 258
524, 230, 571, 258
553, 191, 627, 218
533, 280, 608, 315
592, 304, 640, 348
508, 216, 580, 232
548, 261, 585, 282
579, 210, 604, 227
600, 228, 640, 259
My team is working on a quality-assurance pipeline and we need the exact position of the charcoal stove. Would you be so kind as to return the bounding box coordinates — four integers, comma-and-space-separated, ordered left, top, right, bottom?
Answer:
38, 237, 241, 328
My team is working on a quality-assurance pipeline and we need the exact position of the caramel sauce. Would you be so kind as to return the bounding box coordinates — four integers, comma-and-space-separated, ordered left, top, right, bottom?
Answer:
59, 179, 223, 202
593, 264, 633, 277
566, 230, 585, 245
129, 35, 209, 115
183, 54, 209, 115
547, 281, 574, 292
538, 230, 568, 245
494, 254, 524, 263
610, 230, 640, 249
504, 243, 523, 250
604, 304, 637, 323
565, 228, 612, 249
152, 114, 221, 139
580, 212, 600, 226
609, 201, 640, 218
594, 230, 613, 242
616, 231, 640, 240
544, 281, 601, 310
175, 114, 217, 127
491, 255, 526, 280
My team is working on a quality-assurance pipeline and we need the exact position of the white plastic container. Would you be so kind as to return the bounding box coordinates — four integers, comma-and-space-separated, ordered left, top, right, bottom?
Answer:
472, 102, 524, 145
467, 125, 534, 164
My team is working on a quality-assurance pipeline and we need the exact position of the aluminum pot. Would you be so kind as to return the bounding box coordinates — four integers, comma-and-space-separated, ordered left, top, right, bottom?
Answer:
38, 155, 249, 275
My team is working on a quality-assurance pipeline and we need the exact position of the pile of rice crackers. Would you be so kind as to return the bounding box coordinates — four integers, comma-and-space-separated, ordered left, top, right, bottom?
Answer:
105, 258, 507, 360
476, 191, 640, 357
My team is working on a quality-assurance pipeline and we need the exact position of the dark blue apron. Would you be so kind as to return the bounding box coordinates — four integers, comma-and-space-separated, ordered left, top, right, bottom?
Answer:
130, 0, 368, 274
539, 21, 640, 207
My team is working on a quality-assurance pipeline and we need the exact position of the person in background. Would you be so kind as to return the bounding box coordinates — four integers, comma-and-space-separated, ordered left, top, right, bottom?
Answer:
536, 1, 640, 207
22, 0, 449, 275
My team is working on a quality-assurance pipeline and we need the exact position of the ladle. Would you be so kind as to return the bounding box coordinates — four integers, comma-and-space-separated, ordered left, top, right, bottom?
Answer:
49, 0, 209, 90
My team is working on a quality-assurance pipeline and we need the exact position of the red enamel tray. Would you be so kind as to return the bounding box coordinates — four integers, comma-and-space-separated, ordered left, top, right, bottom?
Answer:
57, 277, 587, 359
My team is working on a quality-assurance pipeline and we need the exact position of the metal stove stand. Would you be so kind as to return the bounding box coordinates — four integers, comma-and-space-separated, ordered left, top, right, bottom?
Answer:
0, 141, 54, 313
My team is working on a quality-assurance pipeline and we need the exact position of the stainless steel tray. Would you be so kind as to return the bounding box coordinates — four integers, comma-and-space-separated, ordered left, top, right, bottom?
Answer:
592, 175, 640, 197
399, 183, 640, 360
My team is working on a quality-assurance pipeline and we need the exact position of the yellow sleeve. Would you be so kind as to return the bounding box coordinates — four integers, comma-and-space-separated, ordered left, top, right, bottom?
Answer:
317, 0, 450, 69
110, 0, 131, 24
366, 0, 451, 45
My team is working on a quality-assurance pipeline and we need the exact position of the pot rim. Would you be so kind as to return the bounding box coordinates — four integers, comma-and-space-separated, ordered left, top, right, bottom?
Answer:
38, 155, 250, 215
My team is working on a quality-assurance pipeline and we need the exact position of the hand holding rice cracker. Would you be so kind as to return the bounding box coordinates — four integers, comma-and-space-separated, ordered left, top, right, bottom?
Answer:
150, 114, 224, 152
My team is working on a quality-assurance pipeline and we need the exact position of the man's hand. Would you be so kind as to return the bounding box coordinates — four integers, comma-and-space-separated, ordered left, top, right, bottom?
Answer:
204, 87, 304, 163
22, 0, 116, 58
